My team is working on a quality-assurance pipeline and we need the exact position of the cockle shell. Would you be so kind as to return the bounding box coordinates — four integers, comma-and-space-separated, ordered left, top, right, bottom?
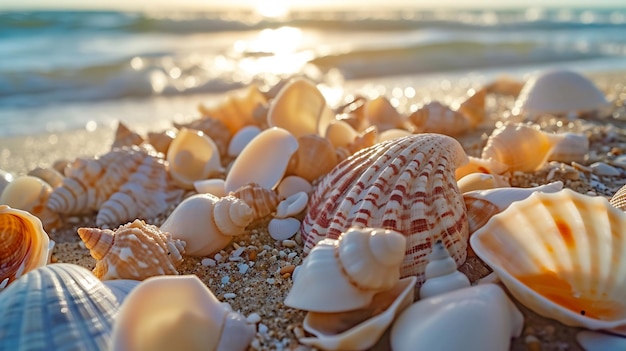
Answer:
547, 132, 589, 164
285, 227, 406, 313
173, 117, 232, 158
166, 128, 224, 189
286, 134, 338, 182
160, 194, 253, 256
112, 121, 144, 149
455, 156, 509, 181
227, 125, 261, 157
267, 78, 334, 138
198, 84, 267, 135
302, 134, 469, 283
419, 240, 470, 299
0, 263, 120, 351
112, 275, 255, 351
48, 145, 184, 227
78, 219, 186, 281
229, 182, 281, 221
409, 101, 472, 137
299, 276, 417, 351
0, 205, 50, 291
1, 175, 62, 230
390, 284, 524, 351
610, 184, 626, 211
481, 123, 565, 173
470, 189, 626, 329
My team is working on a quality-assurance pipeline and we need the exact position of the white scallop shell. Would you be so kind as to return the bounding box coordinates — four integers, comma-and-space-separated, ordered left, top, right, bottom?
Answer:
470, 189, 626, 329
228, 125, 262, 157
166, 128, 224, 189
276, 175, 312, 199
275, 191, 308, 218
268, 217, 301, 241
419, 240, 470, 299
193, 178, 226, 197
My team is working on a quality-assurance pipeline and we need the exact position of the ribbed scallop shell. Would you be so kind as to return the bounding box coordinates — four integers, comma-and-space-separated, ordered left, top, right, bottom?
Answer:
78, 219, 186, 281
610, 184, 626, 211
408, 101, 471, 137
0, 205, 50, 291
229, 182, 281, 221
470, 189, 626, 329
302, 134, 469, 283
287, 134, 338, 183
0, 263, 119, 351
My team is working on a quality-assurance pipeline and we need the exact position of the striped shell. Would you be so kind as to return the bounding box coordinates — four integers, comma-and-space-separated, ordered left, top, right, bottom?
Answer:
408, 101, 471, 137
78, 219, 186, 281
0, 263, 120, 351
229, 182, 282, 221
302, 134, 470, 284
611, 184, 626, 211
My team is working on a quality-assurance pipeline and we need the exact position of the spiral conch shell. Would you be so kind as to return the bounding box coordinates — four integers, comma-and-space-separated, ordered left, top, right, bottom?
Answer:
78, 219, 186, 281
229, 182, 281, 221
419, 240, 470, 299
286, 227, 406, 313
0, 205, 50, 291
160, 194, 254, 256
302, 134, 469, 284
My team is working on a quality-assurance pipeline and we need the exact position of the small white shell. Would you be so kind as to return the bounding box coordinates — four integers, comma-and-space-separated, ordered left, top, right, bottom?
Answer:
167, 128, 224, 189
228, 125, 262, 157
419, 240, 470, 299
276, 175, 312, 198
268, 217, 301, 241
590, 162, 621, 177
193, 178, 226, 197
275, 191, 308, 218
576, 331, 626, 351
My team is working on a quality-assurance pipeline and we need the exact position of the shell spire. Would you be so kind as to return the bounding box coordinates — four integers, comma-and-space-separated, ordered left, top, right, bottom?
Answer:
214, 195, 255, 236
77, 227, 114, 260
419, 240, 470, 299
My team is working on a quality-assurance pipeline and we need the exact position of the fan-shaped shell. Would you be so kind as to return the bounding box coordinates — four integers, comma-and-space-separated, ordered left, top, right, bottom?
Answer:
166, 128, 224, 189
409, 101, 471, 137
78, 219, 186, 281
1, 175, 62, 230
470, 189, 626, 329
286, 134, 338, 182
610, 184, 626, 211
0, 263, 120, 351
229, 182, 281, 221
0, 205, 50, 291
302, 134, 469, 284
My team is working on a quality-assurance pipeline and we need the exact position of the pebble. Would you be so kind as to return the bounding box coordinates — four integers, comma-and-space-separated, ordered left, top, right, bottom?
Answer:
258, 323, 269, 334
590, 161, 621, 176
247, 312, 262, 324
223, 292, 237, 299
238, 263, 249, 274
282, 239, 297, 248
201, 258, 216, 267
221, 275, 230, 285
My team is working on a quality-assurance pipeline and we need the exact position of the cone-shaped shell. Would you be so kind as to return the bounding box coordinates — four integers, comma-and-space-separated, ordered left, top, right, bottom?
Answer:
112, 121, 144, 149
610, 184, 626, 211
112, 275, 254, 351
419, 240, 470, 299
0, 205, 50, 290
1, 175, 62, 230
287, 134, 338, 183
78, 219, 186, 281
471, 189, 626, 329
229, 182, 281, 221
302, 134, 469, 284
166, 128, 223, 189
409, 101, 471, 137
285, 227, 406, 313
160, 194, 254, 256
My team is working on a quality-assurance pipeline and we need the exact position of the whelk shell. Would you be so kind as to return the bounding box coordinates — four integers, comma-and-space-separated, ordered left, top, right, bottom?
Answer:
166, 128, 224, 189
229, 182, 281, 221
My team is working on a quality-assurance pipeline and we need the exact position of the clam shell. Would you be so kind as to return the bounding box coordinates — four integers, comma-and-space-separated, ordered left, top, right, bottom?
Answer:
276, 175, 312, 199
166, 128, 224, 189
78, 219, 186, 281
302, 134, 469, 283
229, 182, 281, 221
268, 217, 301, 241
198, 84, 266, 135
228, 125, 262, 157
286, 134, 338, 183
0, 205, 50, 291
470, 189, 626, 329
1, 175, 62, 230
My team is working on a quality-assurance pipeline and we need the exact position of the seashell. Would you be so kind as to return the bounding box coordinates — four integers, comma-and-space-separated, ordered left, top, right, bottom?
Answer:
276, 175, 312, 199
112, 121, 144, 149
590, 161, 621, 177
481, 123, 565, 173
286, 134, 338, 182
27, 166, 65, 188
160, 194, 253, 256
345, 125, 378, 155
48, 145, 183, 227
285, 227, 406, 313
193, 178, 226, 197
408, 101, 471, 137
299, 276, 417, 351
362, 95, 407, 132
52, 158, 71, 174
610, 184, 626, 211
147, 129, 176, 154
268, 217, 301, 241
0, 205, 50, 291
515, 69, 609, 117
228, 125, 261, 157
463, 181, 564, 234
325, 120, 359, 149
173, 117, 231, 158
377, 128, 413, 142
455, 156, 509, 181
390, 284, 524, 351
78, 219, 186, 281
166, 128, 224, 189
198, 84, 267, 135
112, 274, 255, 351
576, 331, 626, 351
275, 191, 308, 218
470, 189, 626, 329
224, 127, 298, 193
546, 132, 589, 164
457, 173, 510, 194
335, 95, 370, 132
267, 78, 334, 138
419, 240, 470, 299
102, 279, 141, 305
302, 134, 469, 283
0, 263, 120, 351
0, 169, 14, 195
1, 175, 62, 230
229, 182, 281, 221
484, 75, 525, 96
456, 87, 486, 128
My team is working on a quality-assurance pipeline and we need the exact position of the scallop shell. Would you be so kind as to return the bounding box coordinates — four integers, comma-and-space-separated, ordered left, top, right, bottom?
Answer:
229, 182, 281, 221
1, 175, 62, 230
286, 134, 338, 182
160, 194, 254, 256
408, 101, 471, 137
470, 189, 626, 329
547, 132, 589, 164
285, 227, 406, 313
391, 284, 524, 351
302, 134, 469, 283
419, 240, 470, 299
173, 117, 231, 159
515, 69, 609, 116
0, 263, 120, 351
610, 184, 626, 211
0, 205, 50, 291
481, 123, 565, 173
198, 84, 267, 135
455, 156, 509, 181
112, 121, 144, 149
78, 219, 186, 281
112, 275, 255, 351
146, 129, 176, 154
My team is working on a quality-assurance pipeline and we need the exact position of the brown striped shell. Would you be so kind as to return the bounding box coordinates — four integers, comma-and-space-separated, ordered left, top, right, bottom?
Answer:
301, 134, 470, 285
229, 182, 282, 221
610, 184, 626, 211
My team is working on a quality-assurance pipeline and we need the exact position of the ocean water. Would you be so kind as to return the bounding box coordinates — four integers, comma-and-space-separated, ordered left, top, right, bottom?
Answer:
1, 7, 626, 137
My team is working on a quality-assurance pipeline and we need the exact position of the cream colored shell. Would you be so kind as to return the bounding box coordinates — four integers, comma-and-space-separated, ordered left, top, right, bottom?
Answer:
419, 240, 470, 299
166, 128, 224, 189
229, 182, 281, 221
1, 175, 62, 230
409, 101, 471, 137
286, 134, 338, 182
198, 84, 267, 135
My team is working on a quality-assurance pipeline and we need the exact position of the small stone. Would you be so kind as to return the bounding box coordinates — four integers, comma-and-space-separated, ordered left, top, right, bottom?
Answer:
525, 335, 541, 351
280, 265, 296, 275
282, 239, 297, 248
238, 263, 249, 274
258, 323, 269, 334
223, 292, 237, 299
590, 162, 620, 176
201, 258, 216, 267
221, 275, 230, 285
247, 312, 262, 324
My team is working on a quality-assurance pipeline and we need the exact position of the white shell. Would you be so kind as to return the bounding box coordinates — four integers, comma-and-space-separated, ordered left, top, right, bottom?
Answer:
275, 191, 308, 218
547, 132, 589, 164
228, 125, 262, 157
576, 331, 626, 351
590, 162, 621, 177
471, 189, 626, 329
268, 217, 301, 241
167, 128, 224, 189
225, 127, 298, 193
419, 240, 470, 299
515, 69, 609, 116
112, 275, 255, 351
299, 276, 417, 351
391, 284, 524, 351
193, 178, 226, 197
276, 175, 312, 198
0, 175, 61, 230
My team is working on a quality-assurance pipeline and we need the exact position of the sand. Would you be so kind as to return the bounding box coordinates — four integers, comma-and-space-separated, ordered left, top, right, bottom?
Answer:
3, 70, 626, 350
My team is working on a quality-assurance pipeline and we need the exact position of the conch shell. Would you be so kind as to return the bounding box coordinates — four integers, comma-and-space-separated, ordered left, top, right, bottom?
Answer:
285, 227, 406, 313
160, 194, 254, 256
78, 219, 186, 281
0, 205, 50, 290
419, 240, 470, 299
229, 182, 281, 221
